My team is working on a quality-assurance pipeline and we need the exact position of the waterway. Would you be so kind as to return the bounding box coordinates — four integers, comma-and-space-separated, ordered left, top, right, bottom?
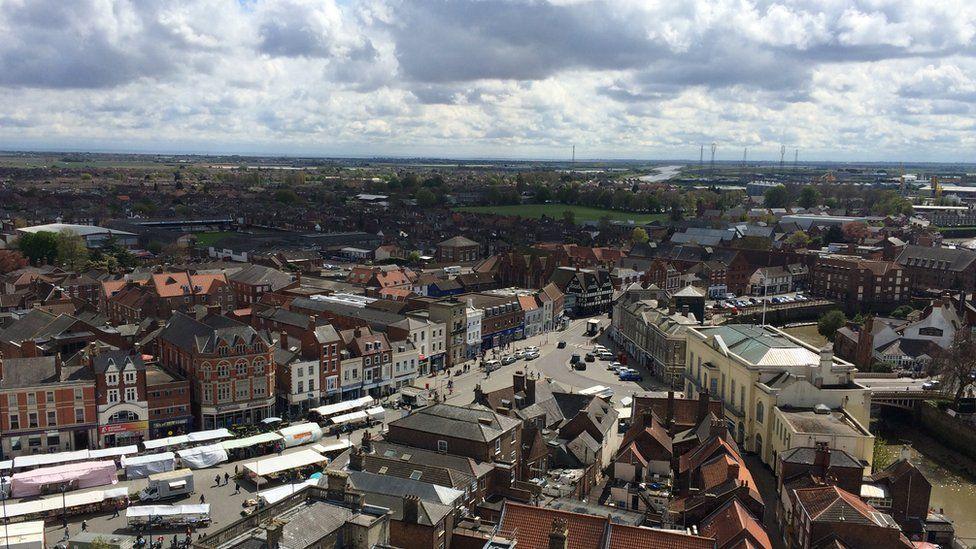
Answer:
877, 417, 976, 544
638, 165, 683, 182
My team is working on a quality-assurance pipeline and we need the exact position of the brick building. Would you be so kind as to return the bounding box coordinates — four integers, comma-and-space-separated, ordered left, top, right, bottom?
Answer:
158, 312, 275, 429
227, 264, 296, 306
896, 244, 976, 293
0, 355, 97, 458
808, 255, 910, 312
436, 236, 480, 263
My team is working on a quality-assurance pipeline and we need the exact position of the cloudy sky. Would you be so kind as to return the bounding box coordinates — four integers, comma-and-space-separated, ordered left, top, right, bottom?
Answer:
2, 0, 976, 161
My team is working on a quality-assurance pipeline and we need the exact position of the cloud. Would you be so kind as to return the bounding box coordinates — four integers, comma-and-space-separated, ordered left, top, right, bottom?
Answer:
2, 0, 976, 159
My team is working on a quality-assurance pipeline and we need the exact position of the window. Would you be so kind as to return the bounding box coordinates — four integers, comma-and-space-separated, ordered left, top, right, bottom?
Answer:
203, 386, 213, 404
494, 438, 501, 454
124, 371, 136, 384
47, 410, 56, 426
28, 436, 41, 448
236, 360, 248, 376
125, 387, 138, 402
297, 366, 304, 377
308, 378, 314, 391
235, 381, 250, 400
107, 389, 119, 403
297, 381, 304, 394
46, 391, 54, 403
27, 393, 36, 405
365, 357, 372, 367
9, 414, 19, 429
10, 437, 21, 451
217, 384, 231, 402
218, 361, 230, 378
106, 373, 118, 385
47, 433, 60, 447
254, 357, 266, 375
7, 394, 17, 407
756, 402, 764, 423
75, 408, 85, 423
28, 412, 38, 428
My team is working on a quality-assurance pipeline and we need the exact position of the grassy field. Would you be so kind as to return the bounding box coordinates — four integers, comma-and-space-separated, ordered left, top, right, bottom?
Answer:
193, 231, 237, 247
455, 204, 667, 224
781, 324, 829, 348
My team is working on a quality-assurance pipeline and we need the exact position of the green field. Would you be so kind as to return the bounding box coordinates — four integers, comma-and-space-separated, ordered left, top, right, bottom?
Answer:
455, 204, 667, 224
193, 231, 237, 247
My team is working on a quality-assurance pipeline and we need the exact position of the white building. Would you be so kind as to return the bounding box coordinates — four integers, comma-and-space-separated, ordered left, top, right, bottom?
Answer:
16, 223, 138, 250
465, 303, 483, 360
391, 340, 420, 389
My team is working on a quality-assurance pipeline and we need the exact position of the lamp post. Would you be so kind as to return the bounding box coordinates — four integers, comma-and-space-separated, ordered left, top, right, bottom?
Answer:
61, 482, 68, 531
2, 487, 10, 549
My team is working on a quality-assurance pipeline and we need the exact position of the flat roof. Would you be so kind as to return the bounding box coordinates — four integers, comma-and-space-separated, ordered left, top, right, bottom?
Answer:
18, 223, 136, 237
778, 407, 868, 437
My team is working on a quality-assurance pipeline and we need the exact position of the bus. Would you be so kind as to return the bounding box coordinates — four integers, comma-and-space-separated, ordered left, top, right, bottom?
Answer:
586, 319, 600, 336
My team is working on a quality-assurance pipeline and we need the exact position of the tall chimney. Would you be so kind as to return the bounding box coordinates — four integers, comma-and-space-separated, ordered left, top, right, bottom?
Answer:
666, 391, 675, 427
350, 446, 365, 471
813, 442, 831, 472
280, 332, 289, 350
513, 371, 526, 395
548, 518, 568, 549
697, 389, 710, 423
325, 470, 349, 501
54, 353, 63, 380
361, 430, 373, 454
525, 376, 537, 405
402, 495, 420, 524
264, 522, 283, 549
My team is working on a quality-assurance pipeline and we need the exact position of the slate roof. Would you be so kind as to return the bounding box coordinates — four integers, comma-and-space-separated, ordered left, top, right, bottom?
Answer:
226, 264, 294, 289
0, 357, 92, 389
370, 441, 494, 478
897, 244, 976, 272
158, 312, 270, 354
438, 236, 479, 248
793, 485, 888, 526
388, 403, 520, 442
90, 351, 146, 374
779, 447, 862, 469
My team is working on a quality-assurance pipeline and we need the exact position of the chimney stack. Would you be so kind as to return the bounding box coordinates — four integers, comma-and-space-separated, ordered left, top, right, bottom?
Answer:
325, 470, 349, 501
403, 495, 420, 524
473, 384, 484, 405
899, 444, 912, 463
361, 430, 373, 454
280, 332, 289, 350
513, 371, 526, 395
525, 376, 537, 405
814, 442, 831, 472
350, 446, 365, 471
54, 353, 63, 380
697, 389, 710, 423
264, 522, 283, 549
666, 391, 675, 427
548, 518, 568, 549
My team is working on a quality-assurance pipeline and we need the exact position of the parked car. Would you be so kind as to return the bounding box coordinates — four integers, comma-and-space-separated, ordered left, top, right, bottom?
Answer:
524, 350, 540, 361
608, 361, 623, 372
584, 353, 595, 362
619, 368, 643, 382
570, 353, 581, 364
557, 341, 567, 349
922, 380, 941, 390
501, 355, 517, 365
724, 293, 736, 300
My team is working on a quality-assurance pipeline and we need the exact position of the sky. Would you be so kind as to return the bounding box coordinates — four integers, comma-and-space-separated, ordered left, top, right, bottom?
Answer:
2, 0, 976, 161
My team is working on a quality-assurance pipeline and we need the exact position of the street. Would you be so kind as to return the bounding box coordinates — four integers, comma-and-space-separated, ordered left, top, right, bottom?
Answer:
20, 315, 665, 543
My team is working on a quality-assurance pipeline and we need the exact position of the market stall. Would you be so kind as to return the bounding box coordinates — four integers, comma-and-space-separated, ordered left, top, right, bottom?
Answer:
122, 452, 175, 479
310, 439, 352, 458
0, 487, 129, 523
220, 432, 282, 461
243, 449, 327, 481
277, 422, 323, 448
10, 461, 118, 498
175, 445, 228, 469
308, 396, 373, 424
126, 504, 211, 530
0, 520, 45, 549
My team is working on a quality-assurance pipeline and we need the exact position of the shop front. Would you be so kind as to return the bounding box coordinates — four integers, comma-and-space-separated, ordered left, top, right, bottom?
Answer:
99, 418, 149, 448
149, 416, 194, 439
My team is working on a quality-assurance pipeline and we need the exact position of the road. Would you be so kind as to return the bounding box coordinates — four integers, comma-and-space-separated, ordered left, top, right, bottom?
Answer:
21, 316, 665, 543
858, 376, 935, 392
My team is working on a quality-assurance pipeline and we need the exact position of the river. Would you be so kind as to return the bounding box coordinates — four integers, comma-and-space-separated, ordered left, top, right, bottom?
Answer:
878, 418, 976, 544
638, 165, 683, 182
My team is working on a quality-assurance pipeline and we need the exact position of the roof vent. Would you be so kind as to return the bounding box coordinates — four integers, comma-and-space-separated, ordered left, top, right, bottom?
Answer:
478, 417, 493, 426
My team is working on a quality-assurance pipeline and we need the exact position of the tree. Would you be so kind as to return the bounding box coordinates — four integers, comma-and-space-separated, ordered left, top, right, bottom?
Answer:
798, 186, 821, 209
416, 188, 438, 207
891, 305, 914, 319
274, 188, 300, 204
0, 249, 28, 273
56, 229, 89, 271
817, 310, 847, 341
841, 221, 869, 242
928, 330, 976, 408
784, 230, 811, 248
562, 210, 576, 225
824, 225, 844, 244
631, 227, 649, 245
763, 185, 791, 208
17, 231, 59, 265
407, 251, 422, 264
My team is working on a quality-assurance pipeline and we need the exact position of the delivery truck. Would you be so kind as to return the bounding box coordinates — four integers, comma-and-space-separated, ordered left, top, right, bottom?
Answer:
137, 469, 193, 502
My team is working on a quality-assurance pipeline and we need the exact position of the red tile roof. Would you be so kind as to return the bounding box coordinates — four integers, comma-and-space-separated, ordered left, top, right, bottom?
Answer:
608, 524, 713, 549
151, 272, 227, 298
699, 499, 771, 549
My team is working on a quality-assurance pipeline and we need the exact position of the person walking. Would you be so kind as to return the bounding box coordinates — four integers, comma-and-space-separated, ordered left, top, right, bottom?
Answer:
214, 474, 220, 487
223, 472, 230, 485
200, 494, 206, 504
81, 520, 88, 532
234, 481, 240, 494
112, 502, 121, 518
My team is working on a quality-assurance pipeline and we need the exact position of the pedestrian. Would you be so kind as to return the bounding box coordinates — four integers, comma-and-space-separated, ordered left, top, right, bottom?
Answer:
224, 472, 230, 485
81, 520, 88, 532
186, 527, 192, 539
112, 502, 121, 518
214, 474, 220, 487
234, 481, 240, 494
200, 494, 206, 504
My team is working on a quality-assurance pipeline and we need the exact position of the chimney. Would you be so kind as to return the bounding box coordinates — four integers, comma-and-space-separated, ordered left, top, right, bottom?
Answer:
54, 353, 63, 380
325, 470, 349, 500
206, 304, 221, 317
0, 351, 4, 382
697, 389, 710, 423
525, 376, 537, 405
361, 430, 373, 454
899, 444, 912, 463
264, 522, 283, 549
813, 442, 831, 472
513, 371, 526, 395
666, 391, 675, 427
350, 446, 365, 471
709, 416, 727, 439
473, 384, 485, 405
548, 518, 568, 549
402, 495, 420, 524
279, 332, 289, 350
354, 327, 363, 338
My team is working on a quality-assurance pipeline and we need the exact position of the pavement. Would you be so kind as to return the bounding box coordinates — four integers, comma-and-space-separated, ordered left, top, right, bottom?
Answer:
21, 315, 666, 543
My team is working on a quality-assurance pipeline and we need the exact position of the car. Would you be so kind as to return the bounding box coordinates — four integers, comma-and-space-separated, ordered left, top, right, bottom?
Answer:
593, 345, 608, 353
724, 293, 736, 300
513, 349, 525, 359
748, 297, 759, 304
501, 355, 517, 365
608, 361, 623, 371
598, 351, 614, 360
584, 353, 595, 362
619, 369, 643, 382
570, 353, 581, 364
557, 341, 567, 349
795, 294, 808, 301
524, 351, 540, 361
922, 380, 941, 390
524, 346, 539, 354
572, 361, 586, 371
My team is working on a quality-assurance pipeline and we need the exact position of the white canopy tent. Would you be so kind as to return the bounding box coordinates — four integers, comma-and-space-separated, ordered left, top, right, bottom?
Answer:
220, 432, 282, 451
329, 410, 368, 425
243, 449, 327, 478
310, 396, 373, 418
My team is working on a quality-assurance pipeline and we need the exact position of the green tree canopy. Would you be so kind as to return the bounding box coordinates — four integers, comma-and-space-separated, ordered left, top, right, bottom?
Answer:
798, 186, 821, 209
631, 226, 649, 244
56, 229, 89, 271
763, 185, 791, 208
817, 310, 847, 341
17, 231, 59, 265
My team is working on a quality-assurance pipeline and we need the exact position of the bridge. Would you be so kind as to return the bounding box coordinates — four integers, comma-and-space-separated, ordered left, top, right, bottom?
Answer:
858, 376, 949, 410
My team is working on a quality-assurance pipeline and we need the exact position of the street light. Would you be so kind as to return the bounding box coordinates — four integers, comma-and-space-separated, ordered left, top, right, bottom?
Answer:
2, 486, 10, 549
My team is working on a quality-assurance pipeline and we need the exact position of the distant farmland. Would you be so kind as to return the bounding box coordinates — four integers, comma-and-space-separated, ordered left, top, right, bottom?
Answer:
454, 204, 666, 224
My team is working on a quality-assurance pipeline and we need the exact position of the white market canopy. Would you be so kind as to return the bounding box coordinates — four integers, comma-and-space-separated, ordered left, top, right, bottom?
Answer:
220, 432, 282, 451
127, 504, 210, 518
143, 428, 232, 450
311, 396, 373, 418
330, 410, 368, 425
243, 449, 326, 478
